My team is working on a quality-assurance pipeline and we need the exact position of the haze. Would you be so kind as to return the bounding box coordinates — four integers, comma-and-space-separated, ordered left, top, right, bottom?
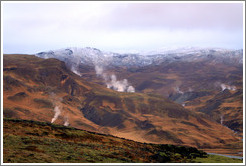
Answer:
2, 2, 244, 54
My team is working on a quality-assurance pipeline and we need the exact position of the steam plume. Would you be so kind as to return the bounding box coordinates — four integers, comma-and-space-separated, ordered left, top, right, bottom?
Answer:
95, 65, 104, 75
174, 86, 184, 94
51, 105, 62, 123
220, 84, 236, 91
49, 92, 69, 126
71, 66, 82, 76
64, 116, 70, 126
127, 86, 135, 93
220, 115, 224, 125
106, 75, 135, 92
95, 65, 108, 80
94, 65, 135, 93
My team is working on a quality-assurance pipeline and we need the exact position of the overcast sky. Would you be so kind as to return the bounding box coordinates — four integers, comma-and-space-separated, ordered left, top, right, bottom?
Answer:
2, 2, 244, 54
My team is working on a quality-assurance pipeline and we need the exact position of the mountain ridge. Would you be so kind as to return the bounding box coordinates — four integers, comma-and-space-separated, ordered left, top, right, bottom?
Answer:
3, 54, 242, 152
36, 47, 243, 135
36, 47, 243, 69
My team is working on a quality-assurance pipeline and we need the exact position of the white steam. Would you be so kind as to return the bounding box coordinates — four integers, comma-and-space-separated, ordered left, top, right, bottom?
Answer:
95, 65, 108, 80
174, 86, 184, 94
95, 65, 104, 75
64, 116, 70, 126
94, 65, 135, 93
127, 86, 135, 93
49, 92, 70, 126
220, 114, 224, 125
106, 75, 135, 92
71, 66, 82, 76
220, 84, 236, 91
51, 105, 62, 123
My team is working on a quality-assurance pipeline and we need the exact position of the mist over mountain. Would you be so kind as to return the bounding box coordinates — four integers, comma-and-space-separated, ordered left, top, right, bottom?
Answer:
36, 47, 243, 70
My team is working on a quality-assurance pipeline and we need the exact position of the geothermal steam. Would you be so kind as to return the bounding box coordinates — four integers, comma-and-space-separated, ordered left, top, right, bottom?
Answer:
51, 105, 62, 123
63, 116, 70, 126
106, 75, 135, 92
174, 86, 184, 94
71, 66, 82, 76
50, 93, 70, 126
220, 84, 236, 91
95, 65, 135, 93
220, 115, 224, 125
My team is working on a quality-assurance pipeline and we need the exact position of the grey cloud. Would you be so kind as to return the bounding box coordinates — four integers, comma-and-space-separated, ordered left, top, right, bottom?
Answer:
2, 2, 244, 53
105, 3, 243, 30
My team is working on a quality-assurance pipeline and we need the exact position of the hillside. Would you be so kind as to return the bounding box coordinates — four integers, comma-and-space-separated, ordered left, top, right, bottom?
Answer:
3, 118, 242, 163
51, 48, 242, 134
3, 54, 242, 153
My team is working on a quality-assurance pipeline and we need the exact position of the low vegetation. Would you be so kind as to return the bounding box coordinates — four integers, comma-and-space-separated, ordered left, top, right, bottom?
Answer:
3, 118, 242, 163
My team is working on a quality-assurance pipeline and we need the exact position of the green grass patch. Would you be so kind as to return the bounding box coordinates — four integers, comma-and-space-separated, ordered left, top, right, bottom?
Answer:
193, 154, 243, 163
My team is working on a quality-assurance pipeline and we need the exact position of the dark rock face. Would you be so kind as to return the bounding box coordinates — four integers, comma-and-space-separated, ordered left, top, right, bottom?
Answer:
3, 108, 19, 118
62, 78, 87, 96
224, 120, 242, 132
196, 117, 211, 128
214, 89, 232, 98
167, 108, 189, 120
135, 120, 155, 130
199, 102, 221, 115
37, 67, 63, 86
137, 80, 164, 91
33, 98, 53, 108
7, 92, 28, 101
3, 67, 17, 71
146, 129, 183, 144
81, 105, 126, 127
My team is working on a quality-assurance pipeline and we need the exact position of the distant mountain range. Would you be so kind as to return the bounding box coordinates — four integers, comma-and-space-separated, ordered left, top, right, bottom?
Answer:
35, 47, 243, 132
36, 47, 243, 68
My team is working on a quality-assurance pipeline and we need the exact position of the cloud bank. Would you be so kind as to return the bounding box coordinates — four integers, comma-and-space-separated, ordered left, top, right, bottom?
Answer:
2, 2, 244, 54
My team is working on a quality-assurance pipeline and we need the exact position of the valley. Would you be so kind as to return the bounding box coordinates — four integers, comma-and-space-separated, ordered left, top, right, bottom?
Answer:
38, 47, 243, 135
3, 47, 244, 163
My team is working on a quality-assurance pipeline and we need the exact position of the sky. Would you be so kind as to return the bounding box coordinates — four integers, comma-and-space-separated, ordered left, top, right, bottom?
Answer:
2, 2, 244, 54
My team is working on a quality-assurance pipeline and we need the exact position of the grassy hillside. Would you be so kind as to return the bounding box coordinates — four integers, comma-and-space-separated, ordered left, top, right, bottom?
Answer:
3, 118, 242, 163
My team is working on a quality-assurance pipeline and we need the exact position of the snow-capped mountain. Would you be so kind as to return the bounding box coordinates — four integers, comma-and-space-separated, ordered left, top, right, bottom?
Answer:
36, 47, 243, 68
36, 47, 114, 66
36, 47, 156, 67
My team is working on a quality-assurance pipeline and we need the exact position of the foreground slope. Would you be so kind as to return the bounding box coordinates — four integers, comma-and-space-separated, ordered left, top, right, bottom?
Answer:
3, 54, 242, 152
3, 118, 242, 163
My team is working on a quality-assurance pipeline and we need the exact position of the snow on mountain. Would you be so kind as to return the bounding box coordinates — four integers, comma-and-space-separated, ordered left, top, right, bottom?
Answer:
36, 47, 243, 69
37, 47, 113, 66
141, 46, 236, 55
